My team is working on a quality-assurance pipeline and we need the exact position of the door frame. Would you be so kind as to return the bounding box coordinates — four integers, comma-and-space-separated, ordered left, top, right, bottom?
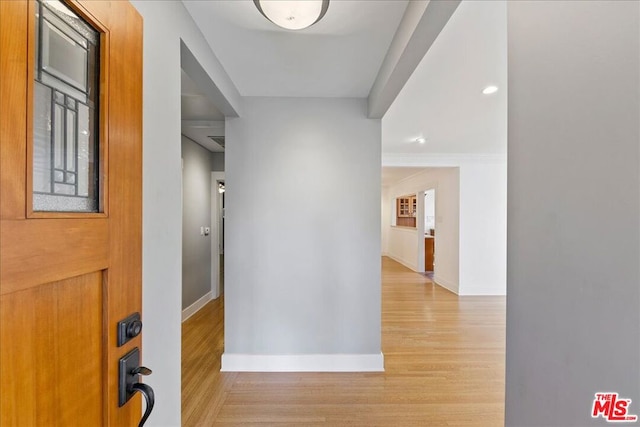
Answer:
211, 171, 225, 299
419, 188, 436, 273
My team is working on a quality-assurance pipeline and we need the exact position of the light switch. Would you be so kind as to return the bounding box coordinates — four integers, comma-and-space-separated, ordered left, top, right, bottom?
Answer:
200, 227, 204, 236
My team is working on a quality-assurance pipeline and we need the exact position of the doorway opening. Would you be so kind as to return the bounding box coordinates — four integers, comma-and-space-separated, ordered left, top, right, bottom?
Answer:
180, 64, 226, 322
423, 188, 435, 280
178, 39, 240, 422
381, 167, 461, 293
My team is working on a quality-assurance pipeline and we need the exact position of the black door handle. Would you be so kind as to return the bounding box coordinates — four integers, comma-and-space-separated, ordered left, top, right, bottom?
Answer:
119, 348, 155, 426
130, 382, 155, 427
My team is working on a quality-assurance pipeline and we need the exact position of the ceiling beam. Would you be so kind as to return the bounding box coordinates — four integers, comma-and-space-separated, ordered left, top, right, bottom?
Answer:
181, 41, 242, 118
181, 120, 225, 129
181, 120, 224, 137
367, 0, 461, 119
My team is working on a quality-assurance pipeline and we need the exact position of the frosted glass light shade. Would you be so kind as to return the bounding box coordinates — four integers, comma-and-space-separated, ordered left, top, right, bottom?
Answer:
254, 0, 329, 30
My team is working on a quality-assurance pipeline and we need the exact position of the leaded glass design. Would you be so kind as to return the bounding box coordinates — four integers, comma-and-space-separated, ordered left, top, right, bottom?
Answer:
33, 0, 99, 212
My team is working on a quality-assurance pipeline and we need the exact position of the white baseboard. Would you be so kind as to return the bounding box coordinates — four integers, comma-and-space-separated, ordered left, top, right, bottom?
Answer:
385, 254, 417, 272
182, 291, 212, 322
458, 287, 507, 296
221, 352, 385, 372
433, 275, 459, 295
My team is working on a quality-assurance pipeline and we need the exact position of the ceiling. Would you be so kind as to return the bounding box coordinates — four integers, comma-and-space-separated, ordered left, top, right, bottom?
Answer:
382, 0, 507, 155
181, 69, 225, 152
180, 0, 507, 162
182, 0, 408, 98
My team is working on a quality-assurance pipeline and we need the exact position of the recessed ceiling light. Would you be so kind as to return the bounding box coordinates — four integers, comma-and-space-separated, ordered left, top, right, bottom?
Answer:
482, 85, 498, 95
416, 137, 426, 144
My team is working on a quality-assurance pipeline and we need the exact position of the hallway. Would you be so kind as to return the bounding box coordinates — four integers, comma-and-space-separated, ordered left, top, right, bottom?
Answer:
182, 257, 505, 426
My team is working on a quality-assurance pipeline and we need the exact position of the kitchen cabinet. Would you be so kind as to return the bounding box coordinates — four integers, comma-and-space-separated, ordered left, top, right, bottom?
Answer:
396, 195, 417, 227
425, 236, 434, 271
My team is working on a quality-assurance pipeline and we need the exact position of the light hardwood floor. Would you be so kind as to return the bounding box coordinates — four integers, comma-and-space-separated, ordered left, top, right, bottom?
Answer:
182, 257, 505, 426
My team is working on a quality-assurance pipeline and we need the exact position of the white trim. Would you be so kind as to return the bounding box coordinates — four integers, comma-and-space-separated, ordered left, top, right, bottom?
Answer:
385, 254, 417, 272
389, 225, 419, 234
458, 288, 507, 296
181, 120, 225, 133
211, 172, 225, 299
382, 153, 506, 167
433, 275, 459, 295
221, 353, 385, 372
182, 291, 213, 322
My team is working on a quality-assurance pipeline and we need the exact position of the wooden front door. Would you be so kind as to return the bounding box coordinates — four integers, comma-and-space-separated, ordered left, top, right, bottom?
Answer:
0, 0, 143, 425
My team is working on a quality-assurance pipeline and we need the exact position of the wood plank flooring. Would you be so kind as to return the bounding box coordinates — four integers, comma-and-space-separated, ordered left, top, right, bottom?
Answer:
182, 257, 505, 426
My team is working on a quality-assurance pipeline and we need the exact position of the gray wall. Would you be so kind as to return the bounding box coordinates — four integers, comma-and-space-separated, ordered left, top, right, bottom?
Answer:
211, 152, 225, 172
506, 2, 639, 426
225, 97, 382, 355
182, 136, 213, 310
131, 0, 242, 423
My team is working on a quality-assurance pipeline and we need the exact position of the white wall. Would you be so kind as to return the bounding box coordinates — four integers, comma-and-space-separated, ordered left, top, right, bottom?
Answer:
181, 136, 212, 310
383, 168, 460, 293
131, 1, 242, 424
223, 97, 382, 371
381, 186, 391, 255
424, 189, 435, 230
458, 161, 507, 295
506, 1, 639, 425
382, 160, 507, 295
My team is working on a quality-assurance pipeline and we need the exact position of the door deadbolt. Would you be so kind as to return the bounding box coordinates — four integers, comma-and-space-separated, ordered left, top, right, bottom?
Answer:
117, 312, 142, 347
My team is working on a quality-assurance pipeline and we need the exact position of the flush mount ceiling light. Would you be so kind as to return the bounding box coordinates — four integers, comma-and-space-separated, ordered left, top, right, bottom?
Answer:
416, 137, 426, 144
482, 85, 499, 95
254, 0, 330, 31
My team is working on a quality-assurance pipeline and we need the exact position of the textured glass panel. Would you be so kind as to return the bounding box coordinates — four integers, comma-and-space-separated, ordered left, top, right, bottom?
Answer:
33, 0, 99, 213
33, 83, 52, 193
77, 103, 90, 197
41, 71, 87, 103
53, 104, 64, 169
34, 194, 96, 212
54, 183, 75, 195
43, 0, 97, 44
66, 110, 76, 171
42, 21, 87, 91
86, 44, 98, 107
35, 4, 40, 77
42, 5, 87, 48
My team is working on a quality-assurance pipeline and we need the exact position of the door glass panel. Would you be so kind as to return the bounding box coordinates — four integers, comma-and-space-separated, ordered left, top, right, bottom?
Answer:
33, 83, 52, 194
33, 0, 100, 213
